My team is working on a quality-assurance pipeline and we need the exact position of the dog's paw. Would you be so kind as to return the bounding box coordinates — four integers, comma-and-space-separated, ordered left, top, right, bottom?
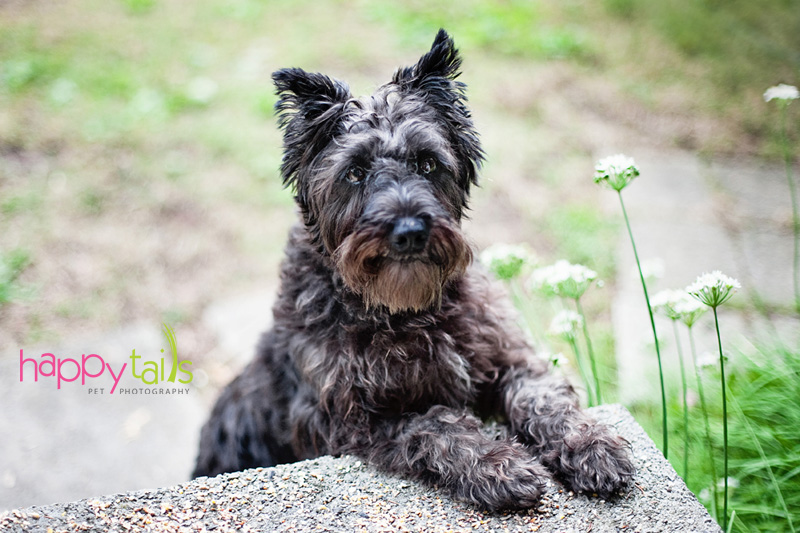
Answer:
547, 424, 635, 497
455, 441, 549, 511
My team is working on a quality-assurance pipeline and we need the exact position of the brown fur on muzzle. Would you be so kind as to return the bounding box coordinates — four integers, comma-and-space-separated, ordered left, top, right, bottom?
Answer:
334, 217, 472, 313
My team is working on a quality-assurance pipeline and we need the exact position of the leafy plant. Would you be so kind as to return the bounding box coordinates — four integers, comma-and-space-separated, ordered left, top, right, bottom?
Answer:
0, 249, 31, 306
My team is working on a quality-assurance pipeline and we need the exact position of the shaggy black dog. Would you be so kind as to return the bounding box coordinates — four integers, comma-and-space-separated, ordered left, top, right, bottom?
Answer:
193, 29, 634, 511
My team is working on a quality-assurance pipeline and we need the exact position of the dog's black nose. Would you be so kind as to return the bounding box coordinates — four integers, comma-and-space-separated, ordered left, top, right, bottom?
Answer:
390, 217, 429, 254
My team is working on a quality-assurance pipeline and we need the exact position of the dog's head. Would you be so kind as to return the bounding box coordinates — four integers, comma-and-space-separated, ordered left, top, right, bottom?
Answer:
273, 30, 483, 313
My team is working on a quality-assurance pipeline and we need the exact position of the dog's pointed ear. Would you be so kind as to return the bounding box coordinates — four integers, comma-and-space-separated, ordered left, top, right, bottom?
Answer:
273, 68, 351, 128
392, 29, 461, 88
392, 30, 483, 192
272, 68, 352, 210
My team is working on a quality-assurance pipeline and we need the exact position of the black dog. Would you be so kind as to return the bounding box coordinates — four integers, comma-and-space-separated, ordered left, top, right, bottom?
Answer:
193, 30, 633, 511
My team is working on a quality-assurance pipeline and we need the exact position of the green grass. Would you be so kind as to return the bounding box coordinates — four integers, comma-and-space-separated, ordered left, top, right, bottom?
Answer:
631, 341, 800, 531
604, 0, 800, 88
365, 0, 592, 61
600, 0, 800, 151
0, 249, 31, 306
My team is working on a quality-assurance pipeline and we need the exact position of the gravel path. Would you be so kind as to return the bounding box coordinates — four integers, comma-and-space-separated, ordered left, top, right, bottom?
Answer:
0, 404, 719, 533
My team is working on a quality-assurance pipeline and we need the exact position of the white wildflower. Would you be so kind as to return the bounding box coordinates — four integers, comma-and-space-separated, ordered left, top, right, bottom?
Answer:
673, 296, 706, 328
717, 477, 740, 490
763, 84, 799, 103
651, 289, 707, 327
686, 271, 741, 308
531, 260, 597, 300
543, 350, 566, 369
651, 289, 686, 321
593, 154, 640, 192
479, 243, 535, 281
549, 310, 583, 341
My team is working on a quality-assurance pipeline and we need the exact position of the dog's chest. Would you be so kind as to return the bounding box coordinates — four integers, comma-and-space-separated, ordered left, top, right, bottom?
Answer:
340, 323, 474, 413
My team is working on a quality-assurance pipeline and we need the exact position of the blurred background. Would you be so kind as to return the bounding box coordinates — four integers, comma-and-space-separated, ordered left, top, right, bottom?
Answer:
1, 0, 798, 529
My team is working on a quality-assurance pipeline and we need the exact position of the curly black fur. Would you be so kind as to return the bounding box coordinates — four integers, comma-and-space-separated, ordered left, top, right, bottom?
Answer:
193, 29, 634, 511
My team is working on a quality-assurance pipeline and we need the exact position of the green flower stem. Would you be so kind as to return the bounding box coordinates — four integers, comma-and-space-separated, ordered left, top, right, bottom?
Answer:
780, 104, 800, 314
730, 395, 796, 533
712, 306, 729, 528
689, 327, 718, 521
575, 298, 602, 405
618, 191, 668, 458
672, 320, 689, 483
567, 336, 595, 408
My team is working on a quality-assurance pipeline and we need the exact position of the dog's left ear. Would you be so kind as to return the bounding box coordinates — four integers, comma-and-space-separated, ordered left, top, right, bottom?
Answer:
392, 29, 484, 191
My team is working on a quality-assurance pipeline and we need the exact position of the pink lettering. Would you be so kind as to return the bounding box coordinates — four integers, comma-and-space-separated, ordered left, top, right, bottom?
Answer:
107, 362, 127, 394
19, 349, 38, 382
40, 353, 56, 377
81, 354, 105, 384
57, 358, 80, 389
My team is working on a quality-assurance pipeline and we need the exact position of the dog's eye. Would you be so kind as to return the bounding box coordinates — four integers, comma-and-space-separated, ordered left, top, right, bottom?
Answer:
346, 166, 366, 184
420, 158, 437, 175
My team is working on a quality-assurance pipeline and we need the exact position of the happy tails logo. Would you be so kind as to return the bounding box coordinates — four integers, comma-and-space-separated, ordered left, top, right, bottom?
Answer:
18, 323, 193, 395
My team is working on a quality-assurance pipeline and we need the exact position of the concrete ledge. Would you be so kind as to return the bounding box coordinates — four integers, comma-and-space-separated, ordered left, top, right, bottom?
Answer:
0, 405, 720, 532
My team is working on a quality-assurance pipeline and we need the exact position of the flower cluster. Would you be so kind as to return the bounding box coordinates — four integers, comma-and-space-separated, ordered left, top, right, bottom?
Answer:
593, 154, 640, 192
686, 271, 741, 308
479, 243, 535, 281
674, 295, 706, 328
651, 289, 707, 327
531, 260, 598, 300
549, 310, 583, 341
763, 84, 799, 103
651, 289, 688, 320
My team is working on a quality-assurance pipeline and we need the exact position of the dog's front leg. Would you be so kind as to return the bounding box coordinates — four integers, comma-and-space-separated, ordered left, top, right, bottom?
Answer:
498, 365, 634, 497
339, 404, 549, 511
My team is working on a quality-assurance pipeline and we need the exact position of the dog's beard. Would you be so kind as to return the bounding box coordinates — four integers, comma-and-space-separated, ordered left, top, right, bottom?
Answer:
334, 219, 472, 313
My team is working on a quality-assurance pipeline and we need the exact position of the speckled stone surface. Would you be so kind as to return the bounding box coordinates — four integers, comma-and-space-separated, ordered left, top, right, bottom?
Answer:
0, 404, 720, 532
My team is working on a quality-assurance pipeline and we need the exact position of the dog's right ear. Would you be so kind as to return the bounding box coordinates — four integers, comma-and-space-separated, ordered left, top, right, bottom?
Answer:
272, 68, 352, 194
